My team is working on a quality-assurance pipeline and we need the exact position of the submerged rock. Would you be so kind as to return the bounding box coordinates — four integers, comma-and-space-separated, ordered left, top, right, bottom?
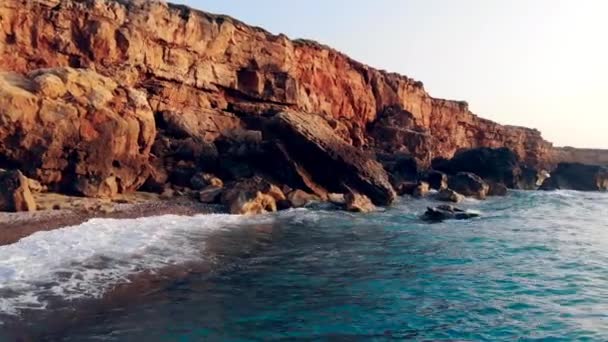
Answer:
448, 172, 490, 199
0, 170, 37, 212
421, 205, 479, 222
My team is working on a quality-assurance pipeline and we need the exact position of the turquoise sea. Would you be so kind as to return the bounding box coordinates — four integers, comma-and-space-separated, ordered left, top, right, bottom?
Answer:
1, 190, 607, 341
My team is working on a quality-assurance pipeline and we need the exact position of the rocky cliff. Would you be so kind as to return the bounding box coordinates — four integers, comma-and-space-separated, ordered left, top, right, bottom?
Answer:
0, 0, 601, 204
0, 0, 555, 163
552, 147, 608, 166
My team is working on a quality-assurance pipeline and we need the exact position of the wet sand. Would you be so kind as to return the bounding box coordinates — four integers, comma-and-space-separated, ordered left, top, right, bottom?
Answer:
0, 192, 219, 246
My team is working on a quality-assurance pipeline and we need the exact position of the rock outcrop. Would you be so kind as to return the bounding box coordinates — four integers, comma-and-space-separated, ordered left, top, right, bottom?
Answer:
433, 147, 521, 188
1, 0, 604, 213
271, 111, 396, 205
540, 163, 608, 191
448, 173, 490, 199
0, 68, 155, 198
0, 169, 37, 212
0, 0, 554, 172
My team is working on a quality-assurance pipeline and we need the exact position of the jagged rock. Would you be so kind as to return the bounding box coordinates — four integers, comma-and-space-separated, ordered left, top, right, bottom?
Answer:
287, 189, 320, 208
272, 111, 396, 205
377, 152, 419, 186
220, 178, 279, 215
0, 170, 37, 212
422, 205, 479, 222
424, 170, 448, 191
0, 68, 155, 198
540, 163, 608, 191
142, 155, 170, 193
517, 166, 549, 190
26, 177, 46, 193
448, 173, 490, 199
190, 173, 223, 190
413, 182, 430, 198
436, 188, 465, 203
327, 193, 346, 205
487, 182, 508, 196
370, 106, 434, 165
396, 181, 429, 198
198, 186, 223, 204
345, 192, 376, 213
255, 141, 329, 199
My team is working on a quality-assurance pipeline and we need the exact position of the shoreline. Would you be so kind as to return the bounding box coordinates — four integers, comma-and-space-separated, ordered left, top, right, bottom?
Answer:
0, 194, 217, 246
0, 217, 280, 340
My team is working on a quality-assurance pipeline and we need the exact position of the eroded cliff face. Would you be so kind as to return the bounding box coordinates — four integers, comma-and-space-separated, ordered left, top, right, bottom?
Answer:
0, 0, 555, 169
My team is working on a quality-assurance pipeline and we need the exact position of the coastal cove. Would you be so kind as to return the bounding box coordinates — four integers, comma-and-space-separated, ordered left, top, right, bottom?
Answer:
1, 0, 608, 340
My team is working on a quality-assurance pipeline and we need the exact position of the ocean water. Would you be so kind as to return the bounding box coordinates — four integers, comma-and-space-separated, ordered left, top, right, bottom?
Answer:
1, 190, 608, 341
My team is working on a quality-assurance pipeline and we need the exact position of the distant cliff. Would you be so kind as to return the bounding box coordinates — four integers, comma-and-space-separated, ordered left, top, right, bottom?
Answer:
552, 147, 608, 166
0, 0, 604, 200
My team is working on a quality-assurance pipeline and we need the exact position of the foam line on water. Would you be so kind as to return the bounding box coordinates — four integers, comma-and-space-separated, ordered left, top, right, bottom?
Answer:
0, 213, 272, 317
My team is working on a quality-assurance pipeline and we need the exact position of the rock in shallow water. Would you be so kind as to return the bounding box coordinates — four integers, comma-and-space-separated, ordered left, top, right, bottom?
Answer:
448, 172, 490, 199
422, 205, 480, 222
345, 192, 376, 213
436, 188, 465, 203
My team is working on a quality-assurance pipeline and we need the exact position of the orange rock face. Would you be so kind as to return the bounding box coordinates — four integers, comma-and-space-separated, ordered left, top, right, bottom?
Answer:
0, 0, 604, 200
0, 68, 155, 198
0, 0, 555, 164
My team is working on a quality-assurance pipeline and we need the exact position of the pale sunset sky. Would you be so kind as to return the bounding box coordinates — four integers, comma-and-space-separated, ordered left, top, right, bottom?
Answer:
174, 0, 607, 148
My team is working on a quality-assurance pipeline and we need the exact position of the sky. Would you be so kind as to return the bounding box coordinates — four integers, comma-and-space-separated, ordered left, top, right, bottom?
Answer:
174, 0, 607, 148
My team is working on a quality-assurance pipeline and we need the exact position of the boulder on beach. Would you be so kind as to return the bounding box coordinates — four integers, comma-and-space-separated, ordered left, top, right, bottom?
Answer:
540, 163, 608, 191
448, 172, 490, 199
0, 170, 37, 212
220, 178, 284, 215
421, 205, 479, 222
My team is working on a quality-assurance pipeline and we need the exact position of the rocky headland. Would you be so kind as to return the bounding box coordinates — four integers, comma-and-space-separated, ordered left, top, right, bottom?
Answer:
0, 0, 607, 231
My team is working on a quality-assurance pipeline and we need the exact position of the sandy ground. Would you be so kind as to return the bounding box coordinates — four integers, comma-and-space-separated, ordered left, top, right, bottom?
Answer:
0, 192, 219, 246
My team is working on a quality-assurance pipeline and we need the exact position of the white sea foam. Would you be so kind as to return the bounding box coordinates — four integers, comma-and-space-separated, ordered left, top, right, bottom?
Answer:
0, 213, 272, 317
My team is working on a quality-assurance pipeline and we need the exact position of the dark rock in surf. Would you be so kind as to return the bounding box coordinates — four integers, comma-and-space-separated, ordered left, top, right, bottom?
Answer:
421, 205, 479, 222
